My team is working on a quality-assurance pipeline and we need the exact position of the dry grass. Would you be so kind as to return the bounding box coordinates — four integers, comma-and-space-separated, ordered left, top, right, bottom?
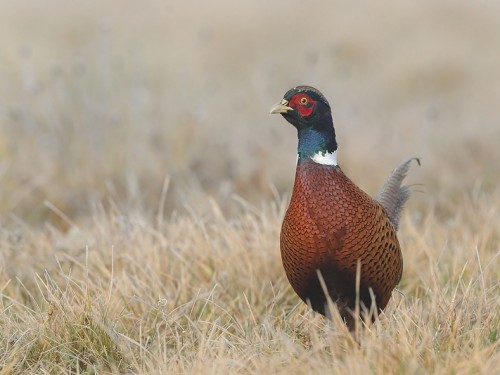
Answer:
0, 187, 498, 374
0, 1, 499, 374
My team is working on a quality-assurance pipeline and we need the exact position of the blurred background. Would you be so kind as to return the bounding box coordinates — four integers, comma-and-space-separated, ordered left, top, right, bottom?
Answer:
0, 0, 498, 227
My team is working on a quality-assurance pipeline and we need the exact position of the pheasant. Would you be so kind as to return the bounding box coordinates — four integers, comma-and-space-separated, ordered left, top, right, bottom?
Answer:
270, 86, 418, 330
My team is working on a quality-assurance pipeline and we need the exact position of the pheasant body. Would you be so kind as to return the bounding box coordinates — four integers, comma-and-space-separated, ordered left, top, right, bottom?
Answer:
270, 86, 416, 330
281, 159, 402, 328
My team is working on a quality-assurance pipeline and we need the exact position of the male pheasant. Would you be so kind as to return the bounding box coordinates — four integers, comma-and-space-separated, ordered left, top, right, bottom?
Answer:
270, 86, 418, 330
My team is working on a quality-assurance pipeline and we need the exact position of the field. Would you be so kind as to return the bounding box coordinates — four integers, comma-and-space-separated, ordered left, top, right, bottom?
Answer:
0, 1, 498, 373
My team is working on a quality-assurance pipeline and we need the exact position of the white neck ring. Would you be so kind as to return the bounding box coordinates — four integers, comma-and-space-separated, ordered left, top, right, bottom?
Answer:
309, 150, 338, 166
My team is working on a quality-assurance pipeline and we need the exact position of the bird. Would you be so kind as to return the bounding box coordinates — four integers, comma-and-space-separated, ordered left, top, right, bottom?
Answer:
270, 85, 418, 330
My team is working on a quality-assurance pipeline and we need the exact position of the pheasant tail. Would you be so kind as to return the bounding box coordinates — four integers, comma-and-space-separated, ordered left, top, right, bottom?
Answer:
376, 157, 420, 231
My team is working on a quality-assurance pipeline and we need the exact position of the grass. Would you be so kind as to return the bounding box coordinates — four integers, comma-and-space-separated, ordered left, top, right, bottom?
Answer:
0, 189, 498, 373
0, 1, 499, 373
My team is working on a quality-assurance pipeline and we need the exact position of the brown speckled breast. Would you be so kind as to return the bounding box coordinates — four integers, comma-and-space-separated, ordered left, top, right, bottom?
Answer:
281, 159, 403, 329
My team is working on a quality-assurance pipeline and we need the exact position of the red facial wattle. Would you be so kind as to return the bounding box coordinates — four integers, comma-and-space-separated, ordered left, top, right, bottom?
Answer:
289, 94, 316, 118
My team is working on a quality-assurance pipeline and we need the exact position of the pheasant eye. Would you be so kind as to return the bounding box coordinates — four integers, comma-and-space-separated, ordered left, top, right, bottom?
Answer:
299, 97, 308, 105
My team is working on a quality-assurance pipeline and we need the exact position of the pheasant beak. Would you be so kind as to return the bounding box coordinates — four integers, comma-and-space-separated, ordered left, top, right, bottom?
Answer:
270, 99, 293, 114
